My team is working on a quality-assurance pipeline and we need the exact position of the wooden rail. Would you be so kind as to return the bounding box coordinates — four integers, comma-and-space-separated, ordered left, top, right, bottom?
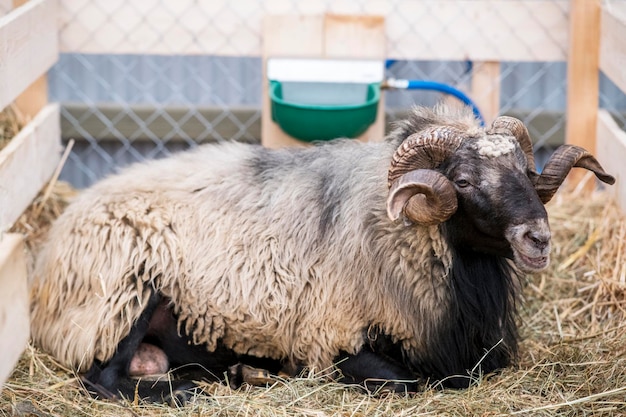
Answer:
0, 0, 60, 389
0, 234, 28, 386
598, 2, 626, 213
0, 0, 12, 14
0, 0, 57, 113
0, 104, 62, 230
597, 110, 626, 212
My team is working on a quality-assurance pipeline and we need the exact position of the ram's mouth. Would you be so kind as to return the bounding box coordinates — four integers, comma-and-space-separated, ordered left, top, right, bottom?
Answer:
505, 219, 552, 273
513, 250, 549, 272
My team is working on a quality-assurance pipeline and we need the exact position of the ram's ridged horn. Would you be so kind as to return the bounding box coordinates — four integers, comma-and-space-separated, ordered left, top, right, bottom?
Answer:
388, 127, 465, 188
387, 169, 458, 225
534, 145, 616, 204
489, 116, 536, 176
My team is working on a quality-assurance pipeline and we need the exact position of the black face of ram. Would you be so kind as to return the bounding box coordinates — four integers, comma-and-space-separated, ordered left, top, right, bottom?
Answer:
440, 138, 551, 272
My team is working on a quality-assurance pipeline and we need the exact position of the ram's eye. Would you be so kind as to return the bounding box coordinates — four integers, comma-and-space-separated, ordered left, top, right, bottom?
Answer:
455, 179, 471, 188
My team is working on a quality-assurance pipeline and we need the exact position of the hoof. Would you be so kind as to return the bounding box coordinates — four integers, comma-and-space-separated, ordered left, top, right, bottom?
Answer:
163, 380, 200, 407
228, 363, 275, 388
362, 379, 418, 395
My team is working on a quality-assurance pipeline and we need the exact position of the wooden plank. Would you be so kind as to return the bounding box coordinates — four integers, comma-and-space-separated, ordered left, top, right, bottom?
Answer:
0, 0, 11, 15
471, 61, 501, 126
600, 3, 626, 94
0, 233, 29, 388
13, 0, 49, 120
58, 0, 569, 62
323, 14, 385, 59
0, 0, 57, 112
262, 15, 324, 58
597, 110, 626, 213
565, 0, 601, 187
0, 103, 61, 231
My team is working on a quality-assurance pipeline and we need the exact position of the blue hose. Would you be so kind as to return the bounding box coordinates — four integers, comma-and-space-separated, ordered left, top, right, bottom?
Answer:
402, 80, 485, 126
385, 59, 397, 69
384, 60, 485, 125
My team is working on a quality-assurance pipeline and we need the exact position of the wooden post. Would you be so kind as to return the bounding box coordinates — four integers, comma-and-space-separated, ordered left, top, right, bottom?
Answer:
471, 61, 501, 126
0, 234, 29, 388
565, 0, 601, 187
262, 14, 385, 148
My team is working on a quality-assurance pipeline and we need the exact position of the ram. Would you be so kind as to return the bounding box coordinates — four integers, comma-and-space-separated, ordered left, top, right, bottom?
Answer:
30, 105, 614, 404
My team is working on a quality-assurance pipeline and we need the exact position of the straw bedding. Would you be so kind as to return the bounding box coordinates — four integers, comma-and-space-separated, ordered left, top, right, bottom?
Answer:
1, 176, 625, 416
0, 105, 25, 152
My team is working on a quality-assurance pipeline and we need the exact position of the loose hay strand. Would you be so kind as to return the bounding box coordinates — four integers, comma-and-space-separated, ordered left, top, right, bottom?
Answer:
558, 227, 602, 271
0, 104, 25, 152
2, 188, 626, 416
509, 385, 626, 415
32, 139, 75, 219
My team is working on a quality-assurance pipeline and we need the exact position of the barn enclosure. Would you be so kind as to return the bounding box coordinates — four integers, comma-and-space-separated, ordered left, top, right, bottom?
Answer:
1, 0, 626, 415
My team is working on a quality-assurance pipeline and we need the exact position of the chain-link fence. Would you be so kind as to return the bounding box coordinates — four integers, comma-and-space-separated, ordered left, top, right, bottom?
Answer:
49, 0, 626, 189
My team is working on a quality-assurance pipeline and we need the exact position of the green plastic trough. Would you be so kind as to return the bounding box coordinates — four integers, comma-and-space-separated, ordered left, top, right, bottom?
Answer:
269, 80, 380, 142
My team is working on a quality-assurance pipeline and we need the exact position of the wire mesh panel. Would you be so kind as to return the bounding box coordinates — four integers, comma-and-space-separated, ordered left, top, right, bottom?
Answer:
50, 54, 264, 187
48, 0, 625, 188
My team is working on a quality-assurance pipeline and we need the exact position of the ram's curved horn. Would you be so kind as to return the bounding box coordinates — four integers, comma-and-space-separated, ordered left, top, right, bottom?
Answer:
489, 116, 536, 176
387, 169, 458, 225
388, 127, 465, 188
534, 145, 616, 204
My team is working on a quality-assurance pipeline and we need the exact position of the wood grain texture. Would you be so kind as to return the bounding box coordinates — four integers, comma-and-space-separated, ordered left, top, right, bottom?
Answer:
0, 0, 11, 15
0, 0, 57, 112
597, 110, 626, 213
0, 104, 61, 231
565, 0, 601, 187
600, 3, 626, 94
0, 233, 28, 389
471, 61, 501, 126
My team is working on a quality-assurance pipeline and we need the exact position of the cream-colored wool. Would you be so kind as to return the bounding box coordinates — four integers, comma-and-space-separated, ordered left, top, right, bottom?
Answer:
30, 106, 483, 373
474, 135, 516, 158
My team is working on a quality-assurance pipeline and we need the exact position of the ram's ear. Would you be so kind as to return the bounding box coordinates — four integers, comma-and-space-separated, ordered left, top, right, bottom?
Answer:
387, 169, 458, 225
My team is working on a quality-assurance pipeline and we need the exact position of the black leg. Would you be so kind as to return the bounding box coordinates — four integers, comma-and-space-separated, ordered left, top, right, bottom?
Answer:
82, 289, 198, 405
82, 291, 285, 405
335, 349, 418, 394
148, 298, 283, 386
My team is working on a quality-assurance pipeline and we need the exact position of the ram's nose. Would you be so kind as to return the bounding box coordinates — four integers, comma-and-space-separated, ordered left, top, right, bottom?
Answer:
524, 229, 550, 251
